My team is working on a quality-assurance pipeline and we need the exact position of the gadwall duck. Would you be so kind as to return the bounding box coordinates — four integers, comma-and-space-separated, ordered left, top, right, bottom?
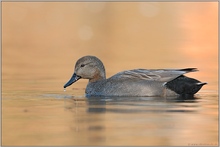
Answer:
64, 56, 207, 97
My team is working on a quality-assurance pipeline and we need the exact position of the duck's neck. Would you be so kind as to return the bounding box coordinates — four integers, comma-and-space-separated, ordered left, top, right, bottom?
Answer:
89, 69, 106, 83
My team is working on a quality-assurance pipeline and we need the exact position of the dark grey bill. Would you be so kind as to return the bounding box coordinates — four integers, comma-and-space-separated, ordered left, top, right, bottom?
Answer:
64, 73, 81, 88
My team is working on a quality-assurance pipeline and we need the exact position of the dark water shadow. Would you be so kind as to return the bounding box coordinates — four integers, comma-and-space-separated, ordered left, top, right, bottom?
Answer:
78, 95, 201, 114
42, 93, 201, 115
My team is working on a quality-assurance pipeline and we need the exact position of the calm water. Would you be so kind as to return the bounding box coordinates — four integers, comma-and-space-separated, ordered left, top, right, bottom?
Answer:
2, 83, 218, 146
2, 2, 218, 146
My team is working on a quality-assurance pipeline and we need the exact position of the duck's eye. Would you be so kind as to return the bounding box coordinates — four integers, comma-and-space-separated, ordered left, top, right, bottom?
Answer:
80, 64, 85, 67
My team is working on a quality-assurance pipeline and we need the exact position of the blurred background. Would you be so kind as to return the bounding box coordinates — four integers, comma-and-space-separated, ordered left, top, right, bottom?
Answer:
2, 2, 218, 146
2, 2, 218, 92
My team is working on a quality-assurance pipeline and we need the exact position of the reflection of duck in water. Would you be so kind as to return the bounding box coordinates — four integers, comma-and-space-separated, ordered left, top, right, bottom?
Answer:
64, 56, 207, 97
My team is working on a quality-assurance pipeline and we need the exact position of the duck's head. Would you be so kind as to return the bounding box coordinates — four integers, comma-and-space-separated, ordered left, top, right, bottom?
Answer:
64, 56, 106, 89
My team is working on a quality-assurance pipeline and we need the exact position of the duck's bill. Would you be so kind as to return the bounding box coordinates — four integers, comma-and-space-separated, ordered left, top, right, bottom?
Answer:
64, 73, 81, 88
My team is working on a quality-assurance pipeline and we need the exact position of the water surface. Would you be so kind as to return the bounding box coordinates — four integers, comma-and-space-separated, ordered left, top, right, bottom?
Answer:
2, 87, 218, 146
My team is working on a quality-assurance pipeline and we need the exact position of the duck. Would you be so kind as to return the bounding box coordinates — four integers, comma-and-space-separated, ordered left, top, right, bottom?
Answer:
64, 55, 207, 97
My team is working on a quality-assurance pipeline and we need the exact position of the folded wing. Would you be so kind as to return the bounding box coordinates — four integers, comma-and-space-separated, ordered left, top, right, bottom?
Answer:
110, 68, 198, 82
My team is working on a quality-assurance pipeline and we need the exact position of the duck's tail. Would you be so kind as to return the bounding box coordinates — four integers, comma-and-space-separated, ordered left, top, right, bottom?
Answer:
165, 76, 207, 96
196, 82, 208, 86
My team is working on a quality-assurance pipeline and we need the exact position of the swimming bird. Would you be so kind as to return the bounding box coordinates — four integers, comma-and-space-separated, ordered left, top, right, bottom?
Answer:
64, 56, 207, 97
